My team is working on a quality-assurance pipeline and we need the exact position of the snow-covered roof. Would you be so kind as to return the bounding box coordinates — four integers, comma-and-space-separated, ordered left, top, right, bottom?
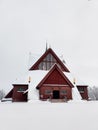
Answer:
13, 70, 48, 100
64, 72, 87, 86
12, 69, 86, 100
14, 70, 48, 85
28, 70, 49, 100
28, 53, 41, 70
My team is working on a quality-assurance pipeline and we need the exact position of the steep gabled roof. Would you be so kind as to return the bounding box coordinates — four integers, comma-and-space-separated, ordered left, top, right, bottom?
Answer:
4, 89, 13, 98
29, 48, 70, 72
36, 64, 74, 89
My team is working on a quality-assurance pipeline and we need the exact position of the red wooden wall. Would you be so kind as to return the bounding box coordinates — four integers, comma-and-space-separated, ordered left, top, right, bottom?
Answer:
12, 84, 28, 102
38, 67, 73, 100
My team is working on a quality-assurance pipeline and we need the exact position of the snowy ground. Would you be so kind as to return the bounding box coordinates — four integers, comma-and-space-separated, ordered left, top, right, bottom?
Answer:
0, 100, 98, 130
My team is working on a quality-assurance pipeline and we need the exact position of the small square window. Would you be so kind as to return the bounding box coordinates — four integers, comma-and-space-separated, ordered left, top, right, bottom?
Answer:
17, 87, 25, 92
78, 87, 84, 93
45, 90, 52, 95
60, 90, 67, 95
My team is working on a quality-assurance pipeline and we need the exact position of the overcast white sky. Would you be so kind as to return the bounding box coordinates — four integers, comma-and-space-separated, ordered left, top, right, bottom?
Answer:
0, 0, 98, 92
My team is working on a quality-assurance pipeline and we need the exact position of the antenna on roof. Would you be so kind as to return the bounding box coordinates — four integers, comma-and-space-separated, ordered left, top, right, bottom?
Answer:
46, 40, 48, 51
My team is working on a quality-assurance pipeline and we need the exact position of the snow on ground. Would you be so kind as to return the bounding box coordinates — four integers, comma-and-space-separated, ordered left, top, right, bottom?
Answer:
0, 101, 98, 130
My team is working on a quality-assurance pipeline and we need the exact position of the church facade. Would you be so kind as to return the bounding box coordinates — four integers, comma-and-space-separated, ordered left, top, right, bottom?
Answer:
3, 48, 88, 102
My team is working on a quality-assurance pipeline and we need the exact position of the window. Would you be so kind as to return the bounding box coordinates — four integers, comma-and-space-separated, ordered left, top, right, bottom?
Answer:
46, 54, 51, 61
60, 90, 67, 95
78, 87, 84, 93
38, 53, 58, 70
47, 62, 51, 70
38, 62, 43, 69
17, 87, 25, 92
45, 90, 52, 95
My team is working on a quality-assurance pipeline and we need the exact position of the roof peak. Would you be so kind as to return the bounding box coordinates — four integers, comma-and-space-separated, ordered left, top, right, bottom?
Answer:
29, 48, 70, 72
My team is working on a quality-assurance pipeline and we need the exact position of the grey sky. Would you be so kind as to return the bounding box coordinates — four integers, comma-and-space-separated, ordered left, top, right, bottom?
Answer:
0, 0, 98, 92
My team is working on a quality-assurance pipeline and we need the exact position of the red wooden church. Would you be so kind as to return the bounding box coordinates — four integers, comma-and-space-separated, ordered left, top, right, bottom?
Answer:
3, 48, 88, 102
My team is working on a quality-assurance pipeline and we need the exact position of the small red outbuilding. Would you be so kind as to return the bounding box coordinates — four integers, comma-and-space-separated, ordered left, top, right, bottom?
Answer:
12, 84, 28, 102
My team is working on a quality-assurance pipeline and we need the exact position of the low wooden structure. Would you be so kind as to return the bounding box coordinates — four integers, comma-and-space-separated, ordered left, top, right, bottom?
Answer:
3, 84, 28, 102
12, 84, 28, 102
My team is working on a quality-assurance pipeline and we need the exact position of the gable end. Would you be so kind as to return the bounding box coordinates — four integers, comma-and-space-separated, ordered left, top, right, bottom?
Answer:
29, 48, 70, 72
36, 64, 73, 89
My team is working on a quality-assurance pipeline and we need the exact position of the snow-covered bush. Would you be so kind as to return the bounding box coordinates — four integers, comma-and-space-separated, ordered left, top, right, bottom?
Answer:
0, 90, 5, 100
88, 86, 98, 100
